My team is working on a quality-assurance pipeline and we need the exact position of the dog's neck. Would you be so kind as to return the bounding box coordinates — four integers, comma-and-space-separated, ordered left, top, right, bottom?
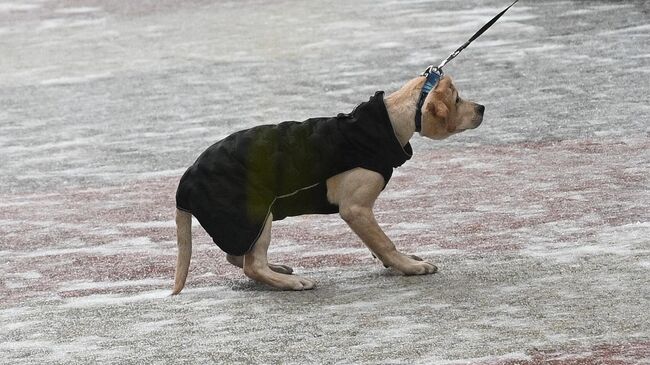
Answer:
384, 77, 425, 147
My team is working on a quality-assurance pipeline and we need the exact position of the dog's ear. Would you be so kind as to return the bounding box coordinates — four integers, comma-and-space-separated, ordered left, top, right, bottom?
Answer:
421, 76, 456, 139
426, 94, 449, 120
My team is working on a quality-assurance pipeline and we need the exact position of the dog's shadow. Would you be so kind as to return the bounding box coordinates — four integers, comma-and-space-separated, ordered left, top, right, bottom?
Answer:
225, 266, 429, 293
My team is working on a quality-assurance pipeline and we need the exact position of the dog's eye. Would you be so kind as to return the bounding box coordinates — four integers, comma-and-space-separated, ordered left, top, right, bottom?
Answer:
455, 95, 460, 104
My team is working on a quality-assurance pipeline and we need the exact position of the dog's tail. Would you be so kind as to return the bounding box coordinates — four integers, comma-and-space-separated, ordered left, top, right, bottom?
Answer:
171, 208, 192, 295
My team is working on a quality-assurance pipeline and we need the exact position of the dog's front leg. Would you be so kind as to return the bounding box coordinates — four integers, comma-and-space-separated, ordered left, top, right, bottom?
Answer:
328, 168, 437, 275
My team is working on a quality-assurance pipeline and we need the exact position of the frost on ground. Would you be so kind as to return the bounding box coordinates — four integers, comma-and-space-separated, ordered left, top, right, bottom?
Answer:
1, 0, 649, 364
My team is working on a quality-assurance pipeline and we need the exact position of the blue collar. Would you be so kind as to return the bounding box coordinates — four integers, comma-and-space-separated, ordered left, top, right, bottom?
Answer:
415, 66, 443, 133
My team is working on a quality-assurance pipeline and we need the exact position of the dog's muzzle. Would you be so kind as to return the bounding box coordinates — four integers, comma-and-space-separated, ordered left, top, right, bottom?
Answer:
472, 104, 485, 128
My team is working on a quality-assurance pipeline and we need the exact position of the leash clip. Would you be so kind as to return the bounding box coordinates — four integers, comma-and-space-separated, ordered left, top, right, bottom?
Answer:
421, 65, 443, 78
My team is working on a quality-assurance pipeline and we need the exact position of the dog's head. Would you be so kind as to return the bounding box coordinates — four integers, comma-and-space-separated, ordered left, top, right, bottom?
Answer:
420, 76, 484, 140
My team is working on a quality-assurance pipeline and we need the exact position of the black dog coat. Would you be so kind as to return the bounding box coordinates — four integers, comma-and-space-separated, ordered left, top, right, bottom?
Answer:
176, 91, 412, 256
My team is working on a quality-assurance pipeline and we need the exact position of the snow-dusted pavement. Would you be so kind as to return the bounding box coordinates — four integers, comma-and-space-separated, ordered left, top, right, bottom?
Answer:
1, 0, 648, 363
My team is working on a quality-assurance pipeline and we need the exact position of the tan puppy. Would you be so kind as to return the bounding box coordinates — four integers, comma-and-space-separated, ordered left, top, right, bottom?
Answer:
172, 75, 484, 293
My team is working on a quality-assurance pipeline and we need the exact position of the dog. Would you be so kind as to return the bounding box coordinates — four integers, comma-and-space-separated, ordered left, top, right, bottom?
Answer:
172, 74, 484, 293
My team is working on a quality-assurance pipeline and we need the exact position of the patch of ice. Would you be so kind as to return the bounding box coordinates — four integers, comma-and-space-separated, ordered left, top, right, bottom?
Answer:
599, 24, 650, 36
135, 168, 185, 180
54, 7, 102, 14
477, 314, 531, 328
460, 161, 493, 169
300, 39, 344, 51
597, 222, 650, 246
40, 72, 112, 86
2, 135, 103, 154
194, 272, 217, 278
4, 281, 27, 289
414, 246, 466, 256
374, 42, 402, 49
13, 236, 166, 258
62, 289, 171, 308
385, 222, 433, 236
390, 222, 432, 230
131, 319, 178, 334
592, 3, 634, 11
268, 243, 308, 254
440, 352, 531, 365
1, 319, 40, 331
37, 17, 105, 31
198, 313, 232, 326
561, 9, 592, 16
299, 247, 367, 257
0, 307, 31, 319
60, 278, 169, 291
521, 242, 637, 263
474, 203, 545, 215
47, 335, 119, 362
324, 87, 356, 97
6, 271, 42, 279
380, 187, 433, 199
447, 156, 478, 165
0, 339, 52, 351
117, 220, 175, 229
325, 299, 396, 311
0, 3, 40, 12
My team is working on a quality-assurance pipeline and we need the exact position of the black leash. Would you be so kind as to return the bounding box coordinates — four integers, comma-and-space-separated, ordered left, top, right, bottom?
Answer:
415, 0, 520, 132
437, 0, 520, 70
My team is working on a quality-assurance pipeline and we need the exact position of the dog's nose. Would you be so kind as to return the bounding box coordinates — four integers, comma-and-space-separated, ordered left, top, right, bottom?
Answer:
476, 104, 485, 115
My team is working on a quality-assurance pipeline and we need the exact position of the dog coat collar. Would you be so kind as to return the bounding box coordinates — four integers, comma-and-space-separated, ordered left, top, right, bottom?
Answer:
414, 66, 443, 133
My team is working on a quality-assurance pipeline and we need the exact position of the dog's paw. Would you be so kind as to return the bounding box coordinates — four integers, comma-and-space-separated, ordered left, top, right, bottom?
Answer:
285, 276, 315, 290
391, 254, 438, 275
406, 261, 438, 275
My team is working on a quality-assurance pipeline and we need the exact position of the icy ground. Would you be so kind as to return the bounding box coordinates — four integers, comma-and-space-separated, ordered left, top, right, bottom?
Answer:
1, 0, 649, 363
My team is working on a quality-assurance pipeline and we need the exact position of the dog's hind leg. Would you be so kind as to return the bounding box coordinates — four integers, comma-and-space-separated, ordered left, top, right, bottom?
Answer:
243, 214, 314, 290
226, 254, 293, 275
